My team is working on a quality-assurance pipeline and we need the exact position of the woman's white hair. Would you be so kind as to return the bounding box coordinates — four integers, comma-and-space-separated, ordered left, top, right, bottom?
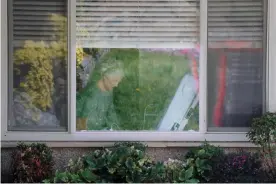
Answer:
101, 59, 124, 78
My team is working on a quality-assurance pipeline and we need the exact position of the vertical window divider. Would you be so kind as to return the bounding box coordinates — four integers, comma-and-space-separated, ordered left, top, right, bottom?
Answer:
1, 0, 8, 135
68, 0, 77, 134
7, 0, 14, 129
199, 0, 208, 134
267, 0, 276, 112
264, 0, 268, 113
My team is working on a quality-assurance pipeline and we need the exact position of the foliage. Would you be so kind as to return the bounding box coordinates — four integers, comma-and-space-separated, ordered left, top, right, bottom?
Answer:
14, 41, 55, 110
76, 47, 84, 68
45, 142, 152, 183
82, 142, 154, 183
43, 141, 276, 183
247, 112, 276, 180
184, 104, 199, 131
12, 142, 53, 183
185, 142, 268, 183
76, 48, 192, 130
14, 14, 85, 110
185, 141, 224, 182
161, 158, 198, 183
14, 14, 67, 110
45, 142, 199, 183
247, 112, 276, 147
209, 151, 266, 183
93, 49, 190, 130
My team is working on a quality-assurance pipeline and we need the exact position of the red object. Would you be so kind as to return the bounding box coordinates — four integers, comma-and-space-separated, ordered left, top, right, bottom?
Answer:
213, 53, 227, 127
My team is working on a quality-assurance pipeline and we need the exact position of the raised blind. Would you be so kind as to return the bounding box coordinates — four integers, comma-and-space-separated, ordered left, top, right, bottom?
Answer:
76, 0, 200, 48
208, 0, 265, 48
11, 0, 67, 47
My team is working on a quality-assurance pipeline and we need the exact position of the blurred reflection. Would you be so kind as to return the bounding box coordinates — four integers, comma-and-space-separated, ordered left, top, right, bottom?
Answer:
9, 0, 68, 131
76, 48, 200, 131
76, 57, 124, 130
207, 0, 265, 130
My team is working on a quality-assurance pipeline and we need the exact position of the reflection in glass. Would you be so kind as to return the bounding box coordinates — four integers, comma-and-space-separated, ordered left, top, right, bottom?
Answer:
207, 0, 265, 130
8, 0, 68, 131
76, 48, 200, 131
76, 0, 200, 131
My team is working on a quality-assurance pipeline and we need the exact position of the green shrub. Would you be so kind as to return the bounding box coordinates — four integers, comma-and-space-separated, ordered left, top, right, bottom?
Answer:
161, 158, 198, 183
44, 141, 272, 183
247, 112, 276, 180
14, 41, 55, 110
185, 141, 224, 182
45, 142, 200, 183
13, 142, 53, 183
83, 142, 153, 183
209, 151, 266, 183
45, 142, 153, 183
14, 14, 85, 110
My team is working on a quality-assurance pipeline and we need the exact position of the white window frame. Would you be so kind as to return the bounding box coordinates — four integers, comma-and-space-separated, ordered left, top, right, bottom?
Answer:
1, 0, 275, 145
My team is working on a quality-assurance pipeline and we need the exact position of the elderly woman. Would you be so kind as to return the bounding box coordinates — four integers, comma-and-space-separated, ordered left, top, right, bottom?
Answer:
76, 57, 124, 131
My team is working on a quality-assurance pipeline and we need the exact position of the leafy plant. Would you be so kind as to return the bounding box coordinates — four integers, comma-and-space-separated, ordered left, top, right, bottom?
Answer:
162, 158, 199, 183
14, 41, 56, 110
185, 141, 224, 182
83, 142, 153, 183
247, 112, 276, 180
209, 151, 266, 183
45, 141, 273, 183
45, 142, 201, 183
13, 142, 53, 183
45, 142, 153, 183
14, 14, 85, 110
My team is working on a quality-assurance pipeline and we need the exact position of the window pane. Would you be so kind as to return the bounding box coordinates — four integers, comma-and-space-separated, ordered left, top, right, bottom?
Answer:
8, 0, 68, 131
76, 0, 200, 131
207, 0, 266, 131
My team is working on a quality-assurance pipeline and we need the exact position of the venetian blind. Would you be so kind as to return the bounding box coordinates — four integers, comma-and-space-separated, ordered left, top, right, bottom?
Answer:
11, 0, 67, 47
208, 0, 265, 48
76, 0, 200, 48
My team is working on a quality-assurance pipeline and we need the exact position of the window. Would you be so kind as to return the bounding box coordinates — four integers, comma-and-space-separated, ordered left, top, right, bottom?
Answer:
7, 0, 68, 131
1, 0, 274, 142
75, 0, 200, 131
207, 0, 266, 131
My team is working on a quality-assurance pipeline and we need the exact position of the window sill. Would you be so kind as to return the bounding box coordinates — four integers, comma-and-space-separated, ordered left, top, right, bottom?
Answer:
1, 140, 257, 148
1, 131, 255, 148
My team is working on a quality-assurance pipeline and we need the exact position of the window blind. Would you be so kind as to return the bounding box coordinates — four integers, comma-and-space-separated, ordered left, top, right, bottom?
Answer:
76, 0, 200, 48
208, 0, 265, 48
11, 0, 67, 47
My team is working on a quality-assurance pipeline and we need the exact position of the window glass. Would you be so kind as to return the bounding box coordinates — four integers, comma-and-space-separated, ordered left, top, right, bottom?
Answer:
76, 0, 200, 131
207, 0, 266, 131
8, 0, 68, 131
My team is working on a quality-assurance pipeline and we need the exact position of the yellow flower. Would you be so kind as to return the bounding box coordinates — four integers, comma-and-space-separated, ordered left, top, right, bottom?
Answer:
136, 88, 140, 92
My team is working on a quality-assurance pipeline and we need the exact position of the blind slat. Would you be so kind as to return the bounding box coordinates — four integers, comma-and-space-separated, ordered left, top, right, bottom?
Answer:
76, 0, 200, 48
77, 12, 198, 17
78, 2, 196, 7
12, 0, 67, 45
13, 0, 264, 49
208, 0, 264, 44
77, 22, 197, 27
76, 17, 197, 22
76, 7, 198, 12
76, 27, 198, 32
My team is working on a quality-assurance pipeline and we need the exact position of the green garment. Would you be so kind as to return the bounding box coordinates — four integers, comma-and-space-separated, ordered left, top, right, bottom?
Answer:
77, 87, 120, 130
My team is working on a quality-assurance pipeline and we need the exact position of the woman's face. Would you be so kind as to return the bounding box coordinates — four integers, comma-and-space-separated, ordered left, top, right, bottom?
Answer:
103, 75, 123, 89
